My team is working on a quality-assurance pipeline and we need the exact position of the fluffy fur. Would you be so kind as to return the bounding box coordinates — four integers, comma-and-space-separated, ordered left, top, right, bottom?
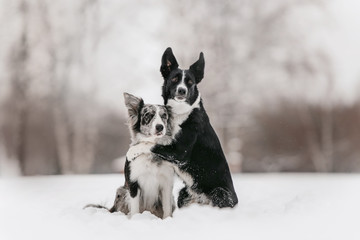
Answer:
123, 93, 175, 219
151, 47, 238, 208
85, 93, 175, 219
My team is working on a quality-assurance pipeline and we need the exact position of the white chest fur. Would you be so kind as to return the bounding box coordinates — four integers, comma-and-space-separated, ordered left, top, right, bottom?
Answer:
129, 154, 174, 207
167, 94, 201, 138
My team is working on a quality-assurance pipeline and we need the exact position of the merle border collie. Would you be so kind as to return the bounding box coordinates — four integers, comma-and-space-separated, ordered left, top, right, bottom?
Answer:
85, 93, 175, 219
152, 48, 238, 208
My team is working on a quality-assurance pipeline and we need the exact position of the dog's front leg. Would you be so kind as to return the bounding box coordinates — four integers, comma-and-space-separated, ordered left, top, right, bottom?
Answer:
126, 143, 153, 161
161, 183, 174, 219
129, 194, 140, 217
129, 181, 140, 217
151, 127, 198, 164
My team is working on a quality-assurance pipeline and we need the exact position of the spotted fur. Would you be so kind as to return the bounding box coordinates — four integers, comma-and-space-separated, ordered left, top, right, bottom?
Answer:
123, 93, 175, 219
85, 93, 175, 219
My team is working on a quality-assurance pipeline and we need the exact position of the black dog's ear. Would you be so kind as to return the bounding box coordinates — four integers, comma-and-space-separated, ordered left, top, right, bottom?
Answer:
189, 52, 205, 84
160, 47, 179, 79
165, 105, 173, 136
123, 92, 144, 120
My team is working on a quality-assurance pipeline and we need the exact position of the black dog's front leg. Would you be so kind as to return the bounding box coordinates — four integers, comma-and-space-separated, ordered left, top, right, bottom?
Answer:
151, 139, 194, 165
151, 126, 198, 164
151, 144, 180, 164
210, 187, 238, 208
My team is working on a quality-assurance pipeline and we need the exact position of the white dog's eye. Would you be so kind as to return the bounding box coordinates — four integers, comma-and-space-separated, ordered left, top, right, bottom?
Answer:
161, 113, 167, 119
142, 114, 153, 124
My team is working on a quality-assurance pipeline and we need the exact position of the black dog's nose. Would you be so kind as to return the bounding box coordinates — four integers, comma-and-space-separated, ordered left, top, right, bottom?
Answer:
178, 88, 187, 96
156, 124, 164, 132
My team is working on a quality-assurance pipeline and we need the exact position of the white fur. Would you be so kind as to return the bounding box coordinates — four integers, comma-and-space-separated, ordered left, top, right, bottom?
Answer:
174, 165, 210, 206
174, 165, 194, 186
168, 93, 201, 138
176, 70, 187, 97
126, 142, 153, 161
161, 177, 174, 218
129, 192, 140, 216
129, 152, 174, 217
126, 105, 175, 218
189, 189, 211, 205
151, 106, 165, 136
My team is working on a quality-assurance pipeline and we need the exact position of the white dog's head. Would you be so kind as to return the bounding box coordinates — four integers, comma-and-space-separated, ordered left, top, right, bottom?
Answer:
124, 93, 171, 142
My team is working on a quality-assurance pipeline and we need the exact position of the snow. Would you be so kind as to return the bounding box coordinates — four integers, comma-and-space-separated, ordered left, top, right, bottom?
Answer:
1, 174, 359, 240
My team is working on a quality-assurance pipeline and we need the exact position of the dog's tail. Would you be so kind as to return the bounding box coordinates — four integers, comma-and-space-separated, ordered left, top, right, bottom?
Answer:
108, 205, 117, 213
83, 204, 110, 211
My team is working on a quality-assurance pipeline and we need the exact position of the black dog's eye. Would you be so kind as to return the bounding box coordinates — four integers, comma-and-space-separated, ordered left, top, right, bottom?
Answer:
188, 79, 194, 85
171, 77, 178, 83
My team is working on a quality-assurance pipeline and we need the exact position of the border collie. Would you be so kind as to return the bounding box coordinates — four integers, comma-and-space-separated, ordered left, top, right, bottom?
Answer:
85, 93, 175, 219
151, 48, 238, 208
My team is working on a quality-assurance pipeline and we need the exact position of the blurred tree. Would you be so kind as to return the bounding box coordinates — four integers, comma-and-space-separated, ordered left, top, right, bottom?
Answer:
161, 0, 330, 171
5, 0, 31, 175
243, 100, 360, 172
0, 0, 358, 175
38, 0, 103, 174
0, 0, 126, 175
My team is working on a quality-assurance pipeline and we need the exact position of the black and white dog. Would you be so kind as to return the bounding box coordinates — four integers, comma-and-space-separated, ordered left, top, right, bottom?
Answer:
123, 92, 175, 219
152, 48, 238, 208
86, 93, 175, 219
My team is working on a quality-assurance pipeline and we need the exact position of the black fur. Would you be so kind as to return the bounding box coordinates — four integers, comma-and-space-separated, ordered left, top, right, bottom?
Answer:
189, 52, 205, 83
152, 48, 238, 208
177, 187, 191, 208
160, 47, 179, 79
124, 158, 139, 198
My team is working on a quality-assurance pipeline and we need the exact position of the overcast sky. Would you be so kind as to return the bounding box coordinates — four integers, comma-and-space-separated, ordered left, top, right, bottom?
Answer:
326, 0, 360, 103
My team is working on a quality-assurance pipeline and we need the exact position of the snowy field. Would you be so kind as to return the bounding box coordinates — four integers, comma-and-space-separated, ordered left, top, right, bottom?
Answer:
1, 174, 359, 240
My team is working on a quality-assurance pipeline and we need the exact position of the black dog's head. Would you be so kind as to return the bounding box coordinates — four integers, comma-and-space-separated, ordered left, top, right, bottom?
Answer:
160, 48, 205, 106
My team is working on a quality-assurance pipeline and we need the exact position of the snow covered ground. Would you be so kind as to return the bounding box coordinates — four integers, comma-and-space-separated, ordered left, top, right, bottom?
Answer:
1, 174, 359, 240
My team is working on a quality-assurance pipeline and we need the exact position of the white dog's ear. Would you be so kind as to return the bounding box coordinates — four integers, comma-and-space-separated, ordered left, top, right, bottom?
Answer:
123, 92, 144, 124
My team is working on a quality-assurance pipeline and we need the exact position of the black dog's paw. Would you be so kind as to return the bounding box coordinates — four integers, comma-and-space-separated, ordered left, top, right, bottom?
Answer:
153, 152, 179, 164
210, 187, 238, 208
177, 187, 192, 208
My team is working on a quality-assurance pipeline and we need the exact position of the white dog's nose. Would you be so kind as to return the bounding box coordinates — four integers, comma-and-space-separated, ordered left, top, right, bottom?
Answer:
155, 124, 164, 132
